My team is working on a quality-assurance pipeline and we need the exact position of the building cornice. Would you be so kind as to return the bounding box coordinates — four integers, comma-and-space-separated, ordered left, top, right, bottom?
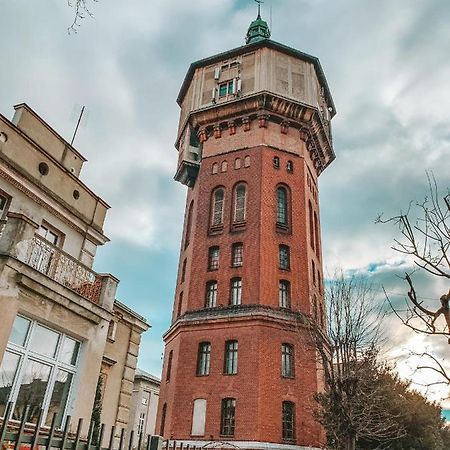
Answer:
163, 304, 310, 341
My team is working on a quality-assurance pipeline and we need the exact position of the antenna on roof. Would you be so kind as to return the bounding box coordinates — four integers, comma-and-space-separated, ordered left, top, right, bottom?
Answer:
70, 105, 86, 146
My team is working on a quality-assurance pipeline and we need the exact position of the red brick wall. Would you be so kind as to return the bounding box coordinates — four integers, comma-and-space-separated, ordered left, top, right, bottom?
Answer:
158, 123, 326, 448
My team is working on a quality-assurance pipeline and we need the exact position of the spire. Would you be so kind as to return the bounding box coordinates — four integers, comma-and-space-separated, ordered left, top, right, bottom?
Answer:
246, 1, 271, 44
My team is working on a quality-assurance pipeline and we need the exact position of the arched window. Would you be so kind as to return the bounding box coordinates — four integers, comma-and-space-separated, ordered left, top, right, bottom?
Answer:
279, 245, 290, 270
231, 243, 243, 267
286, 160, 293, 173
220, 398, 236, 436
309, 201, 315, 250
244, 155, 251, 167
185, 201, 194, 249
234, 158, 241, 169
279, 280, 291, 308
314, 211, 320, 259
181, 258, 187, 283
221, 160, 228, 172
212, 162, 219, 174
197, 342, 211, 376
282, 401, 295, 441
234, 184, 247, 223
224, 340, 238, 374
208, 246, 220, 271
281, 344, 294, 378
273, 156, 280, 169
160, 403, 167, 436
177, 291, 183, 318
205, 281, 218, 308
166, 350, 173, 382
191, 399, 207, 436
276, 186, 288, 227
211, 188, 224, 226
229, 278, 242, 305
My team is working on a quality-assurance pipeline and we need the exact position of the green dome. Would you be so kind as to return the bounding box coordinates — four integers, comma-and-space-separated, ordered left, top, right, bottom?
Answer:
245, 12, 271, 44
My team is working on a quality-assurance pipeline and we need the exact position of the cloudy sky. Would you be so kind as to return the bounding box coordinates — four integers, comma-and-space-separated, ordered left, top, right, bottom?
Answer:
1, 0, 449, 404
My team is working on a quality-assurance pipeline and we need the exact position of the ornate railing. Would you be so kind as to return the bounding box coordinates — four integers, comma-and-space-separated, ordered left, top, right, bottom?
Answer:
21, 235, 102, 304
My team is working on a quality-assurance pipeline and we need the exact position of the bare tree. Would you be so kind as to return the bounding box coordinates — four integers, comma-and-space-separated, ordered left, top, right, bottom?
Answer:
311, 272, 404, 450
67, 0, 97, 33
377, 173, 450, 381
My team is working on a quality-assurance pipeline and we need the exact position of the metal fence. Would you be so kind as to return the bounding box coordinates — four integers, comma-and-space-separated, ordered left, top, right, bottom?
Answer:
0, 403, 165, 450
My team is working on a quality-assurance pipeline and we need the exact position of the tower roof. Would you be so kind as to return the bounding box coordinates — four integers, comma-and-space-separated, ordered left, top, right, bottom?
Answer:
245, 7, 271, 44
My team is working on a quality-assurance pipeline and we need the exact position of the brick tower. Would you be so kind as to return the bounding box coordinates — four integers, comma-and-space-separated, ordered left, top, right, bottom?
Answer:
157, 10, 335, 450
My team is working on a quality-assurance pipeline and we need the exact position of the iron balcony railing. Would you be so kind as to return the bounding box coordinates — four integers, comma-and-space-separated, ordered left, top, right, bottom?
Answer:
20, 234, 102, 304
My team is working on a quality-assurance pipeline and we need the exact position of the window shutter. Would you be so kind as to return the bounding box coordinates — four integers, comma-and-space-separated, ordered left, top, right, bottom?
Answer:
231, 78, 237, 94
212, 88, 216, 101
214, 67, 220, 80
236, 78, 242, 93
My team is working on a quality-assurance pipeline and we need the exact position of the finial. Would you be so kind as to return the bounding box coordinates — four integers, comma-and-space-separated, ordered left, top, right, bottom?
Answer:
255, 0, 263, 19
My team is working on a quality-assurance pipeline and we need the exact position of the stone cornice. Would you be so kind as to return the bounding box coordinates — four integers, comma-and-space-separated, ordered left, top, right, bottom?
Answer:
163, 304, 310, 341
177, 92, 334, 176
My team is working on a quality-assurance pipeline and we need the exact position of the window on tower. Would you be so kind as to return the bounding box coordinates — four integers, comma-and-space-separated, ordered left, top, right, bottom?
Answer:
231, 243, 243, 267
220, 398, 236, 436
166, 350, 173, 382
229, 277, 242, 305
279, 280, 291, 308
185, 201, 194, 249
160, 403, 167, 436
211, 188, 225, 228
286, 160, 294, 173
281, 343, 294, 378
205, 281, 218, 308
273, 156, 280, 169
197, 342, 211, 376
276, 186, 289, 230
180, 258, 187, 283
233, 183, 247, 224
208, 246, 220, 271
224, 340, 238, 375
282, 401, 295, 441
279, 245, 290, 270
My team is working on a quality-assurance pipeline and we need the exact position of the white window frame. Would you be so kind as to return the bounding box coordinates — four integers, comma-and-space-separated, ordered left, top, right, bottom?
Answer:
1, 315, 80, 427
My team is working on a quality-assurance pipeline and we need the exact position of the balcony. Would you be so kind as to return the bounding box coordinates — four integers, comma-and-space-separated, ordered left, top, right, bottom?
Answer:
19, 234, 102, 304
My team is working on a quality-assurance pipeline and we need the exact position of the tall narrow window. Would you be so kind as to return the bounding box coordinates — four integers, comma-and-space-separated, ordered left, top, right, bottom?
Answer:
231, 243, 243, 267
273, 156, 280, 169
276, 186, 288, 227
208, 246, 220, 271
282, 401, 295, 441
181, 258, 187, 283
177, 292, 183, 318
309, 201, 315, 250
281, 344, 294, 378
233, 184, 247, 223
220, 398, 236, 436
224, 340, 238, 375
205, 281, 218, 308
160, 403, 167, 436
279, 280, 291, 308
185, 201, 194, 249
229, 277, 242, 305
314, 212, 320, 259
279, 245, 290, 270
211, 188, 225, 226
166, 350, 173, 382
212, 162, 219, 174
191, 399, 207, 436
312, 260, 316, 285
197, 342, 211, 376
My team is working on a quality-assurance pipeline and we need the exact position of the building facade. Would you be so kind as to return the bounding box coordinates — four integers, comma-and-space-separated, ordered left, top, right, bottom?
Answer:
127, 369, 160, 446
0, 104, 148, 436
156, 13, 335, 450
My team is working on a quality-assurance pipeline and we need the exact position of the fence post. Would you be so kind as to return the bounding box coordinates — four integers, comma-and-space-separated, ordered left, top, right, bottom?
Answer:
0, 402, 13, 447
61, 416, 72, 450
73, 418, 84, 450
31, 409, 44, 450
46, 413, 58, 450
14, 405, 30, 450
